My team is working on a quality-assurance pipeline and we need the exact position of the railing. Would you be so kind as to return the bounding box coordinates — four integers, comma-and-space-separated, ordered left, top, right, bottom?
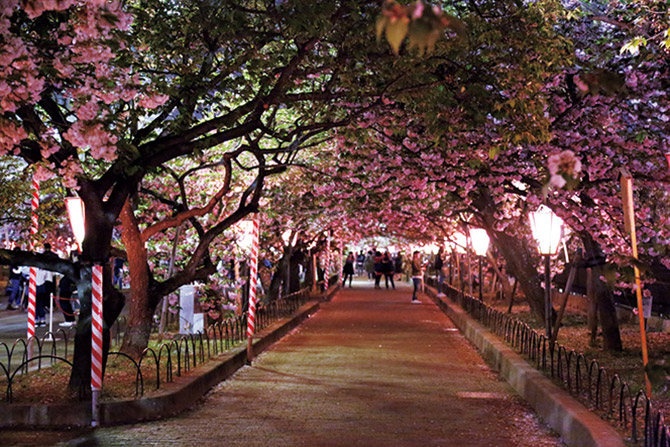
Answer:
0, 318, 126, 403
1, 289, 312, 403
437, 281, 670, 447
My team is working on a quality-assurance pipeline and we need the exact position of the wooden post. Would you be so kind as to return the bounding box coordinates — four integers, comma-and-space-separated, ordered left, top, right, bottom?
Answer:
620, 168, 652, 397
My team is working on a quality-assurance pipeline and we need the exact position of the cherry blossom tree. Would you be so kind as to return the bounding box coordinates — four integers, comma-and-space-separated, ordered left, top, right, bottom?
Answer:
297, 1, 670, 352
1, 0, 489, 380
5, 0, 665, 392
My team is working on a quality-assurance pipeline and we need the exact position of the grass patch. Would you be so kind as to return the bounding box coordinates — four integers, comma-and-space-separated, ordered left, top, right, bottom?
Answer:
2, 334, 245, 404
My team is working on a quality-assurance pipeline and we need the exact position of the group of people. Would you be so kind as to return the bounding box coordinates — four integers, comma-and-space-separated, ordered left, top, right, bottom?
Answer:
342, 249, 402, 289
341, 246, 447, 304
4, 245, 128, 329
4, 244, 77, 328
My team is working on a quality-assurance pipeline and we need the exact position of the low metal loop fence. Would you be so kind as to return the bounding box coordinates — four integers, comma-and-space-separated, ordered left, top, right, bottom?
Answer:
124, 287, 311, 396
438, 282, 670, 447
1, 288, 311, 403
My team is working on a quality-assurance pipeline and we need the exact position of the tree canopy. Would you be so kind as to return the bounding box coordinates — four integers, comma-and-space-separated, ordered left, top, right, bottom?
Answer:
1, 0, 669, 382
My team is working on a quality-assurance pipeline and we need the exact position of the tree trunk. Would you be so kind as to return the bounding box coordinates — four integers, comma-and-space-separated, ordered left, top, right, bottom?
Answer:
595, 267, 623, 351
587, 268, 598, 343
289, 248, 304, 293
305, 251, 316, 290
472, 188, 548, 323
68, 263, 125, 391
465, 235, 473, 295
68, 187, 126, 391
268, 249, 290, 301
490, 231, 548, 320
582, 234, 622, 351
119, 200, 157, 359
159, 225, 181, 334
486, 251, 512, 300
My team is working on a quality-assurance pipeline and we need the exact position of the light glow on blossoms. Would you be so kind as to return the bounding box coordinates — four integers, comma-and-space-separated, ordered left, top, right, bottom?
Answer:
547, 150, 582, 189
528, 206, 563, 256
469, 228, 490, 257
65, 197, 86, 251
423, 243, 439, 255
234, 220, 256, 252
448, 232, 467, 254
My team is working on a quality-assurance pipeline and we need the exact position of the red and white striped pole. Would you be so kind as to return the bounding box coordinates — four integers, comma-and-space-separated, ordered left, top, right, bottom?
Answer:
91, 264, 104, 426
323, 233, 330, 299
246, 215, 260, 362
339, 238, 344, 283
27, 178, 39, 353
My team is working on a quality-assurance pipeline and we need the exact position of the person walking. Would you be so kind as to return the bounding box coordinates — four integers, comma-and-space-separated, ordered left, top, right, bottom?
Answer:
113, 257, 125, 289
342, 252, 355, 288
355, 251, 366, 276
434, 246, 445, 297
373, 251, 383, 289
364, 250, 375, 280
393, 251, 403, 282
57, 251, 78, 327
411, 251, 426, 303
6, 248, 23, 310
381, 251, 395, 289
57, 274, 76, 327
34, 243, 58, 327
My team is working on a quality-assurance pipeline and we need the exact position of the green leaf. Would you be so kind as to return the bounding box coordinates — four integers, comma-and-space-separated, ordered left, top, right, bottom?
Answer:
620, 36, 647, 55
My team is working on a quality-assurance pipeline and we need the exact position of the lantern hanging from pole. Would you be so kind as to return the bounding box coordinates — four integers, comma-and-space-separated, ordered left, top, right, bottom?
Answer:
528, 205, 564, 256
65, 197, 86, 251
469, 228, 490, 257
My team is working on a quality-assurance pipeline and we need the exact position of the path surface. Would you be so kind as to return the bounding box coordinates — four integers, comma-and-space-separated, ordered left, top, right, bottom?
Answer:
0, 303, 75, 369
4, 279, 565, 447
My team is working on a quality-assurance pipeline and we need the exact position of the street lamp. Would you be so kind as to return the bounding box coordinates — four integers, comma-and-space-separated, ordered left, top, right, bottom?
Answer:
528, 205, 564, 338
469, 228, 490, 301
65, 197, 85, 251
66, 197, 103, 426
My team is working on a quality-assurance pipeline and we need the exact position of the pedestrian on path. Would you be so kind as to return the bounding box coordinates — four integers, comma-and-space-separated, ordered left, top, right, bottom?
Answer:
373, 251, 383, 289
34, 243, 58, 327
342, 253, 355, 288
434, 246, 445, 297
393, 251, 403, 282
57, 274, 76, 327
381, 251, 395, 289
355, 251, 365, 276
364, 250, 375, 280
57, 251, 78, 327
113, 257, 125, 289
411, 251, 427, 303
5, 248, 24, 310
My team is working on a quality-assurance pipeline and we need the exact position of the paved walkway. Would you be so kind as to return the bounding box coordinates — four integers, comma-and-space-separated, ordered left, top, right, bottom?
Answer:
0, 299, 77, 369
0, 303, 70, 340
4, 279, 565, 447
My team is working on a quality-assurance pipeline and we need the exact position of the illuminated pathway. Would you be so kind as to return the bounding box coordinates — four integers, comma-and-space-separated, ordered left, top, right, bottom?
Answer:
6, 279, 565, 447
